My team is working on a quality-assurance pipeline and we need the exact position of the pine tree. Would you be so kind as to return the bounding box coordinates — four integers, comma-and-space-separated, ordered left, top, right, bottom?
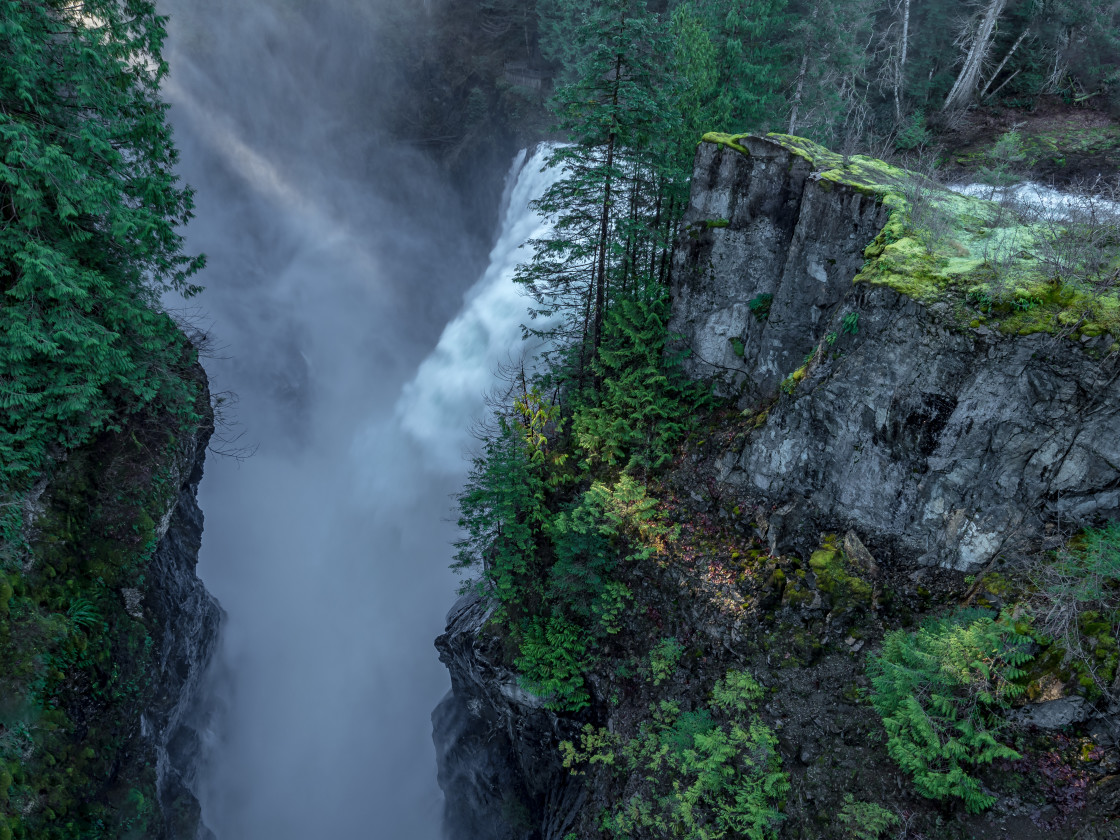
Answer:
0, 0, 204, 486
517, 0, 678, 369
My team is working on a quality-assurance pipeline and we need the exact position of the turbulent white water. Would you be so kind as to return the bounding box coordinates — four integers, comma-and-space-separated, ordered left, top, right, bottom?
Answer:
951, 180, 1120, 218
158, 2, 557, 837
390, 145, 562, 473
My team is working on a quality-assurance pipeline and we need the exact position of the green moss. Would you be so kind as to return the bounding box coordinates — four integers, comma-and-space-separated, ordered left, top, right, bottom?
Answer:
705, 218, 730, 228
0, 392, 204, 839
700, 132, 1120, 341
809, 547, 873, 610
779, 362, 809, 395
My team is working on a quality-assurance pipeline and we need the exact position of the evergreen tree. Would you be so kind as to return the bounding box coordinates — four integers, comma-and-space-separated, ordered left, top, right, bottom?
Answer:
0, 0, 204, 486
690, 0, 792, 132
517, 0, 677, 366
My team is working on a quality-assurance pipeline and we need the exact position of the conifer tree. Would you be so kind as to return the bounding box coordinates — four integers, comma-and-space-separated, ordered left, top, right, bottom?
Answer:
518, 0, 678, 367
0, 0, 204, 485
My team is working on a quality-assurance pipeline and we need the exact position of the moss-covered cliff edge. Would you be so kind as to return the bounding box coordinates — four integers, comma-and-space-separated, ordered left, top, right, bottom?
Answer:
434, 136, 1120, 840
0, 365, 220, 840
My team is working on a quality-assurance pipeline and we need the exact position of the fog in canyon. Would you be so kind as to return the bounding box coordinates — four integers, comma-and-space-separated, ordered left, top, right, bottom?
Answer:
159, 1, 551, 836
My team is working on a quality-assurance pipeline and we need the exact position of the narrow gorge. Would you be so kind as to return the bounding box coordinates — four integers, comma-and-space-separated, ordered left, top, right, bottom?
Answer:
433, 134, 1120, 840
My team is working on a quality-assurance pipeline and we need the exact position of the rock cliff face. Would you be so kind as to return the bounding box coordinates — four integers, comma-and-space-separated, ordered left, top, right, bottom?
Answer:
1, 368, 220, 840
432, 135, 1120, 839
434, 594, 584, 840
669, 135, 1120, 571
144, 406, 223, 840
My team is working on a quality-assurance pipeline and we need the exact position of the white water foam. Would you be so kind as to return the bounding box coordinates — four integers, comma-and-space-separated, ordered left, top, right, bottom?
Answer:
386, 145, 563, 473
950, 180, 1120, 219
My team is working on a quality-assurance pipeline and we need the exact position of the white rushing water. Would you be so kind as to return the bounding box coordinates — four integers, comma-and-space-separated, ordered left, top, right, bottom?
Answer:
388, 145, 562, 474
950, 180, 1120, 219
158, 1, 558, 837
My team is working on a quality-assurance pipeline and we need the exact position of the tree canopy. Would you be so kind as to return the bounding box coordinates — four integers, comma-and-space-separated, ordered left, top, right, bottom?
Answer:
0, 0, 204, 487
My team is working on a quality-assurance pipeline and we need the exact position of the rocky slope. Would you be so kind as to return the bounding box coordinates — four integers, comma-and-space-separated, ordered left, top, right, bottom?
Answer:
435, 594, 584, 840
434, 135, 1120, 839
0, 367, 220, 840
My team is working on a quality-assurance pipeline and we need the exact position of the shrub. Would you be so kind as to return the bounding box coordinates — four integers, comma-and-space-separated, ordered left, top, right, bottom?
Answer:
648, 636, 683, 685
867, 609, 1033, 812
895, 111, 931, 151
572, 297, 710, 473
562, 669, 788, 840
835, 795, 900, 839
515, 614, 591, 711
1031, 521, 1120, 698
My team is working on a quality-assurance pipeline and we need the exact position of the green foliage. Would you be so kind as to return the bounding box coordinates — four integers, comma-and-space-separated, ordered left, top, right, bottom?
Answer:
561, 669, 787, 840
456, 400, 678, 710
516, 614, 591, 711
867, 609, 1033, 812
840, 311, 860, 335
572, 297, 710, 472
747, 293, 773, 322
679, 0, 791, 133
0, 5, 210, 836
835, 795, 900, 839
710, 668, 765, 714
895, 112, 931, 151
454, 414, 548, 611
977, 130, 1032, 186
1031, 521, 1120, 698
648, 637, 683, 685
0, 0, 205, 488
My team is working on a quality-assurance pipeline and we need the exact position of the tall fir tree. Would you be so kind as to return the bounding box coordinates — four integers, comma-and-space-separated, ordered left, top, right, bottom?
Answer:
0, 0, 205, 486
517, 0, 678, 371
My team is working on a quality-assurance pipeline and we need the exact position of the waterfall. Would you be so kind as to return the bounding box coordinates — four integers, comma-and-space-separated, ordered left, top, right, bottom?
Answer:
158, 1, 560, 834
389, 145, 563, 475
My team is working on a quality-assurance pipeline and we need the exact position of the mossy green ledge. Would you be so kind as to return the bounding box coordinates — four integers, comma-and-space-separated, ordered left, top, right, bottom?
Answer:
669, 130, 1120, 573
701, 132, 1120, 343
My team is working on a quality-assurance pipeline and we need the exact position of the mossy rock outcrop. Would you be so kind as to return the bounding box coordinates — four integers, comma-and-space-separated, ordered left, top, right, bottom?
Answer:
669, 134, 1120, 571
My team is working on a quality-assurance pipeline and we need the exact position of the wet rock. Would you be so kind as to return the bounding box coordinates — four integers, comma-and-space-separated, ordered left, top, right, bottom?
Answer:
143, 392, 223, 840
1011, 696, 1090, 729
433, 593, 585, 840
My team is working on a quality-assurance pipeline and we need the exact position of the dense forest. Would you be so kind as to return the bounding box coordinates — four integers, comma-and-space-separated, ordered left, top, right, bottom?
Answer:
1, 3, 210, 837
405, 0, 1120, 186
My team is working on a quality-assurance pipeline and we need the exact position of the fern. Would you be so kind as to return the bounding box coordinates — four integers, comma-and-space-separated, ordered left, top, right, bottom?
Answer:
835, 795, 899, 839
573, 297, 710, 472
515, 614, 591, 711
867, 609, 1032, 812
566, 670, 788, 840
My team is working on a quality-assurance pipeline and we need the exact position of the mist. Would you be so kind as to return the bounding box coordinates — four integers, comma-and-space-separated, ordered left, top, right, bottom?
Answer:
157, 1, 530, 836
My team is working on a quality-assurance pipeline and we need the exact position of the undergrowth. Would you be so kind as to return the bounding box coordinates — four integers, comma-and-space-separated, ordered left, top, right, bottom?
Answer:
561, 670, 788, 839
867, 609, 1033, 812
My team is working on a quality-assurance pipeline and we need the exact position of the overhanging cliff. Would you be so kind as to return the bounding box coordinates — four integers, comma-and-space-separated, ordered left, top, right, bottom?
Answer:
0, 367, 220, 840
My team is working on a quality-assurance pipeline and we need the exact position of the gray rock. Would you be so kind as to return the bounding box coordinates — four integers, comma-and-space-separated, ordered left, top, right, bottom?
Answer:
669, 136, 1120, 571
433, 593, 586, 840
1011, 696, 1090, 729
144, 387, 223, 840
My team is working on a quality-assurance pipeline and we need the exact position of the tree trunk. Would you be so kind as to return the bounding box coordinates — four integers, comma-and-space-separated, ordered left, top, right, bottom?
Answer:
591, 52, 622, 355
648, 177, 664, 289
893, 0, 911, 122
979, 27, 1029, 100
942, 0, 1008, 111
787, 53, 809, 134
